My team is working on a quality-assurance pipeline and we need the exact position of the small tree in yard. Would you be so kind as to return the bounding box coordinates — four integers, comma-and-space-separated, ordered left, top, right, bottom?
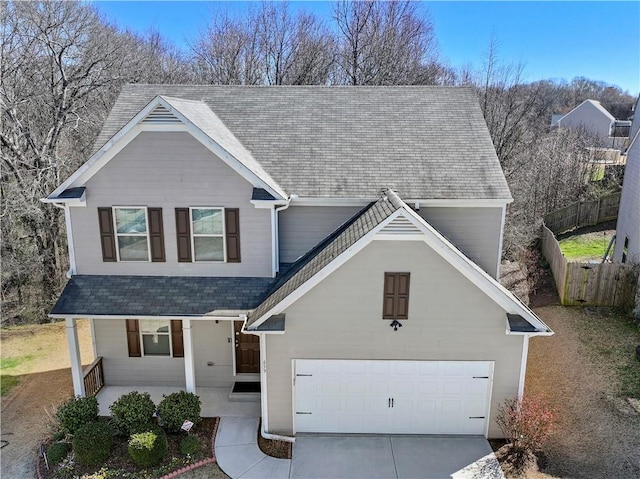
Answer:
496, 395, 555, 471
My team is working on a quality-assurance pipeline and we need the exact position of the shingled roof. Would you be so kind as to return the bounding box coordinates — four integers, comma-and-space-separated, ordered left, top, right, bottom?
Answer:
50, 275, 275, 317
90, 85, 512, 201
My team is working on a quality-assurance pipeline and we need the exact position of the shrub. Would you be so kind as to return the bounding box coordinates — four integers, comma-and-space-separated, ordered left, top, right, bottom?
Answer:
157, 391, 201, 432
496, 395, 555, 456
180, 435, 201, 455
55, 396, 99, 435
52, 431, 66, 442
109, 391, 155, 435
128, 426, 168, 467
72, 422, 114, 465
46, 442, 70, 464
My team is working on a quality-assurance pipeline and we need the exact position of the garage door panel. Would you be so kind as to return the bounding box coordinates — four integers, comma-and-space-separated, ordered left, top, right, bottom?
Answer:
294, 360, 493, 435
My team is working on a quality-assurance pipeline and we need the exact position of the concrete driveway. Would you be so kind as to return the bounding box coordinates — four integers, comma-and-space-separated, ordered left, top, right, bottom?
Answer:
290, 435, 505, 479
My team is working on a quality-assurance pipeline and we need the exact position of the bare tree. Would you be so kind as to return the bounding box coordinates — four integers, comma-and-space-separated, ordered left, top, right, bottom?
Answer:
332, 0, 438, 85
1, 0, 188, 323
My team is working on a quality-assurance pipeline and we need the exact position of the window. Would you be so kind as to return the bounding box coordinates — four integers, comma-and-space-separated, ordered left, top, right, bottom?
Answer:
114, 207, 150, 261
382, 272, 410, 320
191, 208, 224, 261
139, 320, 171, 356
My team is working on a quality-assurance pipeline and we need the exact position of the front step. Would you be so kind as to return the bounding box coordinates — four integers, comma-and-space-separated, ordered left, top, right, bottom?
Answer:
228, 382, 261, 402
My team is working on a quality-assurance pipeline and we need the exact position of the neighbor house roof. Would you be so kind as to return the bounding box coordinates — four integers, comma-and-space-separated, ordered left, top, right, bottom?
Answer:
81, 85, 512, 201
50, 275, 275, 318
561, 99, 616, 122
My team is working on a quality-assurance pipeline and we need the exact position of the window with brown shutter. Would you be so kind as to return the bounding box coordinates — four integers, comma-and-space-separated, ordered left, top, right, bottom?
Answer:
126, 319, 141, 357
148, 208, 166, 262
98, 208, 117, 262
175, 208, 192, 262
382, 273, 410, 320
171, 320, 184, 357
225, 208, 241, 263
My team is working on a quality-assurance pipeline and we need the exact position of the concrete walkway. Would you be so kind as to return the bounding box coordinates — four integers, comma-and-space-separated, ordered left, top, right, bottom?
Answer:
215, 417, 292, 478
214, 418, 505, 479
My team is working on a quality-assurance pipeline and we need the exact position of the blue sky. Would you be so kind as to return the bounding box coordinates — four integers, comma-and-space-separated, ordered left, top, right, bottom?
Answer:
93, 1, 640, 95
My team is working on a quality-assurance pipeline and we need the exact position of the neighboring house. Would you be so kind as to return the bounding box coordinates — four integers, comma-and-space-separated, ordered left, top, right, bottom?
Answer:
46, 86, 552, 439
614, 98, 640, 266
556, 99, 630, 149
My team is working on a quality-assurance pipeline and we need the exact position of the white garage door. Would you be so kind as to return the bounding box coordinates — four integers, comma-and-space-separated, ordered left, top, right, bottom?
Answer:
294, 360, 493, 435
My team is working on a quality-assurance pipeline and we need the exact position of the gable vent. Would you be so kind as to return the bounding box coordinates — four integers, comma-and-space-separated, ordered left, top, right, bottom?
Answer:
141, 105, 181, 124
380, 216, 422, 235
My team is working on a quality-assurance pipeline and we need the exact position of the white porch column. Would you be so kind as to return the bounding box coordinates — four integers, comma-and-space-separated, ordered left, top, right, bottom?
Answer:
65, 317, 85, 397
183, 319, 196, 393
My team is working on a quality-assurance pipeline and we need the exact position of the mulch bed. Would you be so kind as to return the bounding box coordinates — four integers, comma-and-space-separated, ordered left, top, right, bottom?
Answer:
38, 417, 218, 479
256, 420, 292, 459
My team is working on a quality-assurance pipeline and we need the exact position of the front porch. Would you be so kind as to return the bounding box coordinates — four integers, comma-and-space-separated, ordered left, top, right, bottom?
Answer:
96, 385, 261, 418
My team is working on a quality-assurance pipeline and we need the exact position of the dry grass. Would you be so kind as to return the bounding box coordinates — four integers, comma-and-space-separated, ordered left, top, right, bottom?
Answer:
524, 305, 640, 479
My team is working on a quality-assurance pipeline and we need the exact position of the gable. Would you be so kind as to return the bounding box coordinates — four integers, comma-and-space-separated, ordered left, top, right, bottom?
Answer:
47, 96, 286, 202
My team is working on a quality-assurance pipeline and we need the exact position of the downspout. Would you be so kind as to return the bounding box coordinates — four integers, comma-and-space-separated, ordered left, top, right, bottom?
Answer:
52, 202, 76, 278
273, 194, 298, 275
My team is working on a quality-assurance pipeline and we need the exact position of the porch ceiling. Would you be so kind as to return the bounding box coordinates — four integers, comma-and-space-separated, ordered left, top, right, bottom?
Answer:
50, 275, 275, 317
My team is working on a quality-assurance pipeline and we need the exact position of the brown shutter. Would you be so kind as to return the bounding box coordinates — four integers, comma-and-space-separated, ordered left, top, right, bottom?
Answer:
98, 208, 117, 262
175, 208, 192, 262
126, 319, 141, 357
171, 320, 184, 358
225, 208, 241, 263
396, 273, 410, 319
383, 273, 397, 319
148, 208, 166, 262
382, 273, 410, 319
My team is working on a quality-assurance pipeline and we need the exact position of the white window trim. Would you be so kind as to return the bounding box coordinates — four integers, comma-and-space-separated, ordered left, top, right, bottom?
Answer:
189, 206, 226, 263
113, 206, 151, 262
139, 320, 173, 357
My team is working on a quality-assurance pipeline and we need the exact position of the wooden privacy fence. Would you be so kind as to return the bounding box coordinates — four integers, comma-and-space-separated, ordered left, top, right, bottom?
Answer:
544, 192, 621, 234
541, 224, 638, 307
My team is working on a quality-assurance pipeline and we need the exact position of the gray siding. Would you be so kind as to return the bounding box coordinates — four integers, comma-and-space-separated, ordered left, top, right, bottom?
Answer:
70, 131, 272, 277
94, 319, 235, 387
559, 101, 613, 145
418, 206, 503, 278
264, 240, 523, 439
278, 206, 362, 263
614, 122, 640, 263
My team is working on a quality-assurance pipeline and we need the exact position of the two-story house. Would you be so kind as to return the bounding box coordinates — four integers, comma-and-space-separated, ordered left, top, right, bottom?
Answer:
46, 85, 551, 439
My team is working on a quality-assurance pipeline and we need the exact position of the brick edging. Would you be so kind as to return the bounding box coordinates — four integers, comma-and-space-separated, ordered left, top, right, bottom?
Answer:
35, 417, 221, 479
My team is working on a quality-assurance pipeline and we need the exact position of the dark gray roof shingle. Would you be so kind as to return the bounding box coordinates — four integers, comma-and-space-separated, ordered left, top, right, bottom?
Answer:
251, 188, 276, 201
51, 275, 275, 317
91, 85, 512, 201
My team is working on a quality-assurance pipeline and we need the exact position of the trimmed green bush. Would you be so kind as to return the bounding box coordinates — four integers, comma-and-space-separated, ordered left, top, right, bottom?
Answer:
52, 431, 66, 442
128, 426, 168, 467
46, 442, 69, 464
109, 391, 155, 435
55, 396, 99, 435
180, 435, 201, 455
72, 422, 114, 466
157, 391, 201, 433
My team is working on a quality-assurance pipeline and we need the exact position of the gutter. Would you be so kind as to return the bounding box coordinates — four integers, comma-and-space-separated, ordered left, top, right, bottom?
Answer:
272, 194, 298, 275
50, 202, 75, 278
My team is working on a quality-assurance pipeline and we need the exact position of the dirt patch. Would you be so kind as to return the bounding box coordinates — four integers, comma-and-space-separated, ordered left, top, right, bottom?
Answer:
0, 320, 94, 479
525, 306, 640, 479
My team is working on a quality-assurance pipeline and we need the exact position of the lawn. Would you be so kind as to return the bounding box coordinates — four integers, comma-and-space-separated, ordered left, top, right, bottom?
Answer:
558, 229, 614, 261
0, 354, 34, 395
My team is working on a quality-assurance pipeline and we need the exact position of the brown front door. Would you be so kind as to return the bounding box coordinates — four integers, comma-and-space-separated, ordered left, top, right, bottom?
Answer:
234, 321, 260, 374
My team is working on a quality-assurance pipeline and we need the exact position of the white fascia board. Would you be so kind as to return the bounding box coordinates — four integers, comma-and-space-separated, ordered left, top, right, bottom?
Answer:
251, 200, 287, 209
291, 197, 512, 207
48, 96, 286, 201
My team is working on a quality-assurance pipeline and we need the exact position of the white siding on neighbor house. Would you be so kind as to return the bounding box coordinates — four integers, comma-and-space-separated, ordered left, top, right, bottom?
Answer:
264, 240, 523, 439
558, 101, 614, 145
418, 206, 503, 278
70, 131, 272, 277
94, 319, 235, 387
614, 123, 640, 263
278, 206, 363, 263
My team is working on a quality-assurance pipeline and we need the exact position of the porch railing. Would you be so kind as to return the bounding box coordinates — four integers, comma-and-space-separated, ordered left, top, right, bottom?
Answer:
83, 357, 104, 397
